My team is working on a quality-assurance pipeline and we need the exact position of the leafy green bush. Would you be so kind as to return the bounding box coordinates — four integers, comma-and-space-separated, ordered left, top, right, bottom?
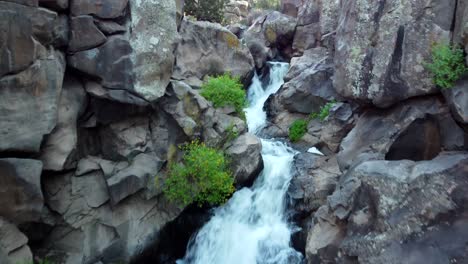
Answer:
289, 119, 308, 142
310, 100, 337, 121
185, 0, 228, 23
200, 74, 247, 117
163, 141, 235, 207
425, 43, 467, 89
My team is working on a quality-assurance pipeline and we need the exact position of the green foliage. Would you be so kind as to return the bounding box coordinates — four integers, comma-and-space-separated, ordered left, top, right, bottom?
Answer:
425, 43, 467, 89
288, 119, 308, 142
200, 74, 247, 118
225, 123, 239, 142
185, 0, 228, 23
163, 140, 235, 207
310, 100, 337, 121
252, 0, 280, 10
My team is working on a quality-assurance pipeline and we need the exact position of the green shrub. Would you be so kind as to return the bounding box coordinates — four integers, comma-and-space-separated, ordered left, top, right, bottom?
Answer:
425, 43, 467, 89
185, 0, 228, 23
200, 74, 247, 117
289, 119, 308, 142
310, 100, 337, 121
163, 140, 235, 207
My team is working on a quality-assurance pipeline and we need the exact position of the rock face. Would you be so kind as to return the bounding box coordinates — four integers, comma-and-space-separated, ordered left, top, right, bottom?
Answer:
443, 77, 468, 124
173, 19, 255, 87
337, 97, 466, 171
281, 0, 301, 17
69, 15, 107, 52
71, 0, 128, 19
224, 0, 250, 24
244, 11, 297, 69
0, 218, 33, 264
334, 0, 456, 107
305, 153, 468, 263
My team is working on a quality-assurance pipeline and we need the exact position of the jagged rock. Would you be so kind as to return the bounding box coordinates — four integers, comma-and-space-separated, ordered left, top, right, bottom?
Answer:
0, 218, 33, 264
84, 81, 148, 106
106, 153, 164, 205
0, 48, 65, 153
224, 0, 249, 24
43, 172, 182, 263
40, 76, 87, 171
275, 47, 337, 114
443, 77, 468, 124
173, 19, 255, 87
95, 20, 126, 35
39, 0, 68, 11
0, 159, 43, 224
337, 97, 465, 171
292, 0, 340, 55
334, 0, 456, 107
289, 154, 341, 215
244, 11, 296, 69
306, 152, 468, 263
71, 0, 128, 19
69, 15, 107, 52
226, 133, 263, 187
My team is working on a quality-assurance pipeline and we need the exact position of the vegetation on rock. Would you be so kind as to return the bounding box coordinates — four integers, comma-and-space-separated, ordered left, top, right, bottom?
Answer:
425, 43, 467, 89
252, 0, 281, 10
289, 119, 308, 142
310, 100, 337, 121
185, 0, 228, 23
163, 140, 235, 207
200, 74, 247, 117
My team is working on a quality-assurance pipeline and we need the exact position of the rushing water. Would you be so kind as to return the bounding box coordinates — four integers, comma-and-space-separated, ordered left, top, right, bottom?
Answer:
178, 62, 303, 264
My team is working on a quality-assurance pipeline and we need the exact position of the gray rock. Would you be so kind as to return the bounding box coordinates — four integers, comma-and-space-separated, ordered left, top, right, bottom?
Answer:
69, 15, 107, 52
0, 48, 65, 153
337, 97, 462, 170
0, 159, 43, 224
39, 0, 68, 10
334, 0, 456, 107
173, 19, 255, 87
71, 0, 128, 19
306, 152, 468, 263
443, 77, 468, 124
281, 0, 301, 17
0, 218, 33, 264
226, 133, 264, 187
40, 76, 87, 171
3, 0, 38, 6
95, 20, 126, 35
84, 81, 149, 106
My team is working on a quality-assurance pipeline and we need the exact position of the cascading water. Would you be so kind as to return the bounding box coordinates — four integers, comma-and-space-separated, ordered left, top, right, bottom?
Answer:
178, 62, 303, 264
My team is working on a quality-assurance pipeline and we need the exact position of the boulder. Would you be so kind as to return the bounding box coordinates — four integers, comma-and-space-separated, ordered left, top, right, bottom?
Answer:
173, 19, 255, 87
292, 0, 340, 55
0, 159, 43, 224
69, 15, 107, 52
0, 218, 33, 264
334, 0, 456, 107
337, 97, 465, 171
0, 48, 65, 153
95, 20, 126, 35
306, 152, 468, 263
224, 0, 249, 24
40, 76, 87, 171
71, 0, 128, 19
443, 77, 468, 124
226, 133, 263, 187
244, 11, 297, 69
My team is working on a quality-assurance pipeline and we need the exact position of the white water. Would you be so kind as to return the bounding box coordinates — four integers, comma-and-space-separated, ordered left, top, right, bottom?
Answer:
178, 62, 303, 264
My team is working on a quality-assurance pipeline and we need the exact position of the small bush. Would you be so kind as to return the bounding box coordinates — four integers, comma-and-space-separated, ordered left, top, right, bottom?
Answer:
289, 119, 308, 142
163, 141, 235, 207
425, 43, 467, 89
200, 74, 247, 117
310, 100, 337, 121
185, 0, 228, 23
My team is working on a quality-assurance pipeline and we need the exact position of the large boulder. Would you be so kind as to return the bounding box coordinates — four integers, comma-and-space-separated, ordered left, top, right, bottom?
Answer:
334, 0, 456, 107
0, 159, 43, 224
244, 11, 297, 69
292, 0, 340, 55
305, 152, 468, 263
443, 77, 468, 124
0, 218, 33, 264
40, 76, 87, 171
337, 97, 466, 171
173, 19, 255, 87
225, 133, 263, 187
68, 15, 107, 52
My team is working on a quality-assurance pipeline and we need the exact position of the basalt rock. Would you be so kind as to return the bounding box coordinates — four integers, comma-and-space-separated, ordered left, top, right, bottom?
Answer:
71, 0, 129, 19
226, 133, 263, 187
0, 218, 33, 264
443, 77, 468, 124
69, 15, 107, 52
334, 0, 456, 107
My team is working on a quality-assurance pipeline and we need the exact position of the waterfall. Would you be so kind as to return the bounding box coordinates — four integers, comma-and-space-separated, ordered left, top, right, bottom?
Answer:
178, 62, 303, 264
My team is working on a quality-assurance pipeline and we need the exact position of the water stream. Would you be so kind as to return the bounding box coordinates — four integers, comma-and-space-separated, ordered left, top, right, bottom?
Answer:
178, 62, 303, 264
